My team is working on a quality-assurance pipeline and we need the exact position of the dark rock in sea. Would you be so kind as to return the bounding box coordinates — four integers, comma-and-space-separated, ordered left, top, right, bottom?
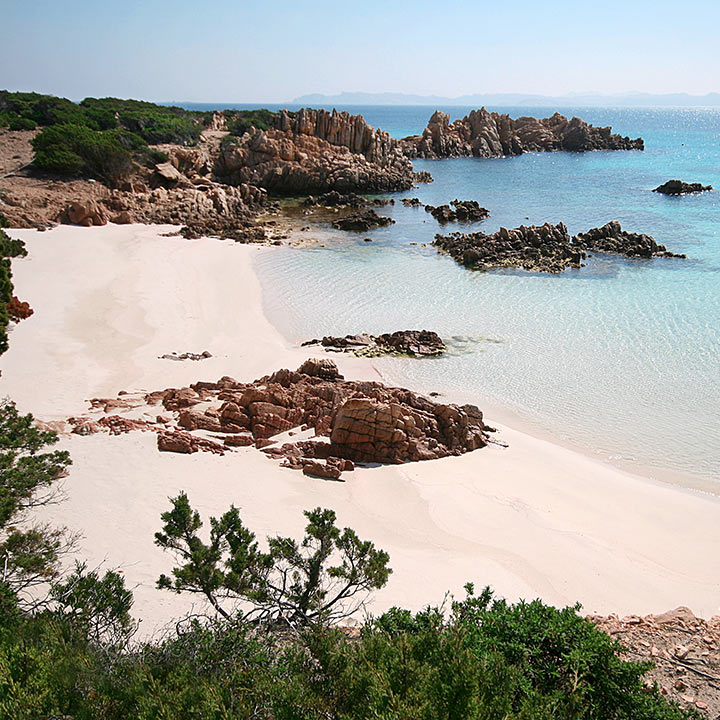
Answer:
425, 199, 490, 223
302, 191, 394, 208
573, 221, 686, 259
331, 209, 395, 232
302, 330, 446, 357
652, 180, 713, 195
401, 197, 424, 207
434, 223, 584, 273
400, 108, 644, 159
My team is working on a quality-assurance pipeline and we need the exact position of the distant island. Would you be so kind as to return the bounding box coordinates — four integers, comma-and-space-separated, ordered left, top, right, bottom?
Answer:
292, 90, 720, 107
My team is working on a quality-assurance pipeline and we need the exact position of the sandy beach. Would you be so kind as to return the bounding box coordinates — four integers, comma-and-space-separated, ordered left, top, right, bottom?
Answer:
1, 222, 718, 637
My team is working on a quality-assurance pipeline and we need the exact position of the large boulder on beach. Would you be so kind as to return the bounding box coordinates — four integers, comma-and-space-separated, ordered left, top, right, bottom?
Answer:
63, 199, 108, 227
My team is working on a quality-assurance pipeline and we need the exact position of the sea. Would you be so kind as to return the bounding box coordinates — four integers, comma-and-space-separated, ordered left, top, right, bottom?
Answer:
183, 103, 720, 493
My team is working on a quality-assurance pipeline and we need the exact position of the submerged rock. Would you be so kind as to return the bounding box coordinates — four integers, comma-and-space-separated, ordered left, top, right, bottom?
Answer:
331, 209, 395, 232
302, 330, 446, 357
653, 179, 713, 195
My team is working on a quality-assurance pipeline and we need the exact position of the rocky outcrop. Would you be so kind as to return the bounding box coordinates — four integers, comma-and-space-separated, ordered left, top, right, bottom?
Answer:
573, 221, 685, 258
331, 209, 394, 232
159, 351, 213, 361
401, 197, 423, 207
425, 199, 489, 223
217, 108, 418, 194
435, 220, 686, 272
67, 359, 492, 480
592, 608, 720, 717
434, 223, 585, 273
62, 199, 108, 227
401, 109, 644, 159
302, 330, 446, 357
653, 180, 713, 195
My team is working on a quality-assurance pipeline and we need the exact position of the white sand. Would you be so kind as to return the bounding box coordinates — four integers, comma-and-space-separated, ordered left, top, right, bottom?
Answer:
1, 223, 719, 636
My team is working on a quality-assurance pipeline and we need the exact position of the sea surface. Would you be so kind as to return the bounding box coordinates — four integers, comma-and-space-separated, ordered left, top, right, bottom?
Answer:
187, 103, 720, 493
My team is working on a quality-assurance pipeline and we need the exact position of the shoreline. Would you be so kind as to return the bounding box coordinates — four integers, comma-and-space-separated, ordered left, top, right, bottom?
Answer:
1, 223, 719, 636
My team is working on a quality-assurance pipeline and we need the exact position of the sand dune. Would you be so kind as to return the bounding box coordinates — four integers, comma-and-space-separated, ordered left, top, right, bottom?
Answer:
1, 223, 718, 636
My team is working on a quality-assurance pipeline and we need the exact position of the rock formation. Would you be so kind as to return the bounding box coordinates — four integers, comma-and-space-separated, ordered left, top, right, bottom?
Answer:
653, 180, 713, 195
434, 223, 585, 273
302, 330, 446, 357
425, 199, 489, 223
574, 221, 686, 258
216, 108, 418, 194
401, 109, 644, 159
303, 191, 393, 208
435, 220, 686, 272
65, 359, 492, 480
331, 209, 395, 232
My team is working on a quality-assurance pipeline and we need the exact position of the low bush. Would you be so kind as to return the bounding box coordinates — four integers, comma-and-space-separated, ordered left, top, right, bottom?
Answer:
8, 116, 36, 131
31, 123, 146, 184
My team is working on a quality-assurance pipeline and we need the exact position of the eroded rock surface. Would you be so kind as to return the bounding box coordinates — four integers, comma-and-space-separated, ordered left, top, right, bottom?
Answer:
401, 109, 644, 159
434, 223, 584, 273
64, 359, 492, 480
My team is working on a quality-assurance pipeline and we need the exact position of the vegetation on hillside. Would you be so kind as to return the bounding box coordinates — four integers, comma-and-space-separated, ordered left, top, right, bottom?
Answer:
0, 397, 701, 719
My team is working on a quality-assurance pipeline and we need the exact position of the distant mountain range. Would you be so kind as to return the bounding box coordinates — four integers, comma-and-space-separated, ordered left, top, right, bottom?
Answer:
291, 91, 720, 107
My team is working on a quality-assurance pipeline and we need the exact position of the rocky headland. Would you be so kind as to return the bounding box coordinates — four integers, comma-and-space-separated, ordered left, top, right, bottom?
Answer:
64, 357, 491, 481
302, 330, 446, 357
401, 109, 644, 159
653, 179, 713, 195
434, 220, 684, 272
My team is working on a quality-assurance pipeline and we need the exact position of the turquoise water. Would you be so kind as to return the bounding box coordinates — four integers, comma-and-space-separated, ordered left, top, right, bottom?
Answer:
250, 106, 720, 491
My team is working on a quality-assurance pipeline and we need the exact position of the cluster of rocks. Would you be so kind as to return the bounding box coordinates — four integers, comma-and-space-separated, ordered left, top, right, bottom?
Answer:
425, 199, 490, 223
574, 221, 685, 259
331, 209, 395, 232
159, 350, 213, 361
302, 190, 393, 208
302, 330, 446, 357
216, 108, 419, 194
401, 197, 423, 207
434, 220, 686, 272
653, 179, 713, 195
592, 606, 720, 717
435, 222, 584, 273
401, 109, 644, 159
65, 358, 492, 481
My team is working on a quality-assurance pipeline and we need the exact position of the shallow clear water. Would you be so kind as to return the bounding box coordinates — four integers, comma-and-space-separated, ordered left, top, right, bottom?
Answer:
248, 106, 720, 491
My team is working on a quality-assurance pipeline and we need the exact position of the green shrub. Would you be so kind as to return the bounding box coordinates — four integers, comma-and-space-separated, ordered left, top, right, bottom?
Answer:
8, 117, 36, 131
227, 109, 278, 136
31, 123, 146, 184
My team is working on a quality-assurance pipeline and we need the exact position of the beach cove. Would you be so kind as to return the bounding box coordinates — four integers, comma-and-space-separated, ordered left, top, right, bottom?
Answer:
1, 222, 718, 638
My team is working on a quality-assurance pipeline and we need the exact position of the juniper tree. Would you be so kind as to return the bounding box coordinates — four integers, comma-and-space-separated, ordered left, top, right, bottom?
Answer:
155, 493, 391, 626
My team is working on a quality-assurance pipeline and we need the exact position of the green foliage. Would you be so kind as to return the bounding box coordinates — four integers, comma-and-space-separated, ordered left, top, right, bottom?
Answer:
0, 228, 26, 354
0, 228, 27, 259
226, 109, 278, 136
31, 123, 145, 184
80, 97, 206, 144
0, 399, 72, 606
156, 493, 391, 625
7, 116, 36, 131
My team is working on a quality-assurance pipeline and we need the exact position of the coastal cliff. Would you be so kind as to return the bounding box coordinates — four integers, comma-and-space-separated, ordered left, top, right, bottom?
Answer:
401, 108, 644, 158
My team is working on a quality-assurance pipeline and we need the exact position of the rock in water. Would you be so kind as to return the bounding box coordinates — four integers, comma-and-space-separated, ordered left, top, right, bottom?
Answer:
573, 221, 686, 258
652, 180, 713, 195
331, 209, 394, 232
425, 199, 490, 223
434, 223, 584, 273
401, 108, 644, 159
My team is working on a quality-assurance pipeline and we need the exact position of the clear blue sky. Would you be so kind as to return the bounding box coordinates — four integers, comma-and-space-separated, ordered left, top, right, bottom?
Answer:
1, 0, 718, 102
